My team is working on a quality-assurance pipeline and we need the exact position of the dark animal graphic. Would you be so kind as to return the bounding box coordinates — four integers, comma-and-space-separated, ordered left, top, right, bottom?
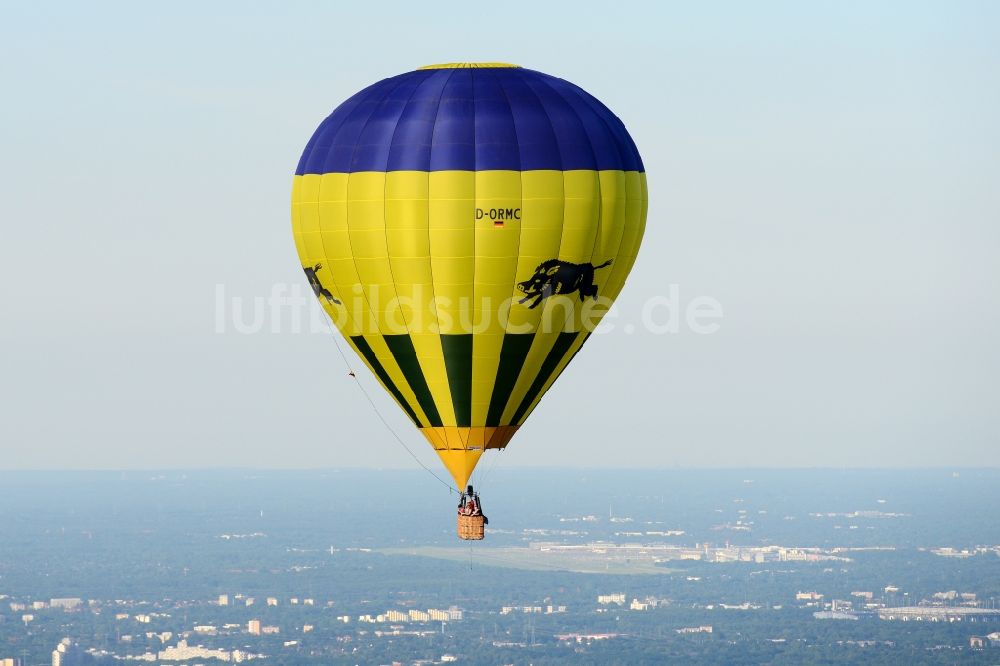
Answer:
516, 259, 612, 309
303, 263, 341, 305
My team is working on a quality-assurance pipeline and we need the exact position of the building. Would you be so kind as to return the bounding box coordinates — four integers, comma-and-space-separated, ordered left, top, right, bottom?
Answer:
879, 607, 1000, 622
814, 611, 859, 620
51, 639, 72, 666
795, 592, 823, 602
218, 594, 229, 606
266, 597, 278, 606
409, 610, 430, 622
383, 610, 408, 623
426, 607, 463, 621
49, 598, 82, 610
556, 633, 620, 643
501, 606, 541, 615
972, 632, 1000, 647
158, 641, 232, 662
598, 594, 626, 605
676, 626, 713, 634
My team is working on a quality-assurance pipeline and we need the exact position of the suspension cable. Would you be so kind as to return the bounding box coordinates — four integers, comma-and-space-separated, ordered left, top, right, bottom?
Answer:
319, 309, 457, 493
474, 446, 505, 494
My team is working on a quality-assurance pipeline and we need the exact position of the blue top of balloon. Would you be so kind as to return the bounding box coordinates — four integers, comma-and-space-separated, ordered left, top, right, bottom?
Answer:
295, 63, 643, 175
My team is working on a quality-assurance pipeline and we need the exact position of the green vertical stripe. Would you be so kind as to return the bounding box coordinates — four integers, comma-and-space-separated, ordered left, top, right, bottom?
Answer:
382, 334, 443, 427
486, 333, 535, 426
350, 336, 421, 427
441, 334, 473, 427
511, 331, 581, 425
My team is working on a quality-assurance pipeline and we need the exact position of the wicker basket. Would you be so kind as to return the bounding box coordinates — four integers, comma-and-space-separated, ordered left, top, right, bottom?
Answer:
457, 514, 485, 540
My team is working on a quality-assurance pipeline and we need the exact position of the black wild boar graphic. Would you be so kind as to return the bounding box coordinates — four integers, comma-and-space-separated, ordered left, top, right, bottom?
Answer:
517, 259, 612, 309
303, 263, 341, 305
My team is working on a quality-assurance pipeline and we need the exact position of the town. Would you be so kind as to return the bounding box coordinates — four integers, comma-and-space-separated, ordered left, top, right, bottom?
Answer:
1, 469, 998, 665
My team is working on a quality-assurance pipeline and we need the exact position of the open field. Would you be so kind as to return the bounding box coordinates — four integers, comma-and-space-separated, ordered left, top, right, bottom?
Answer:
380, 545, 677, 575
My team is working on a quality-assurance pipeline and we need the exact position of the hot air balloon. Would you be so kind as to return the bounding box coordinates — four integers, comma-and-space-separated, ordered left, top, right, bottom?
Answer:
290, 63, 646, 538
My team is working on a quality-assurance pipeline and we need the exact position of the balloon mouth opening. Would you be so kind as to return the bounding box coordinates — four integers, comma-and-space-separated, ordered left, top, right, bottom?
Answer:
418, 62, 521, 70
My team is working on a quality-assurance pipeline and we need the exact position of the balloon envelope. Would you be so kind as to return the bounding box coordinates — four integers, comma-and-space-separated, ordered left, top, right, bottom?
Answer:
291, 64, 646, 488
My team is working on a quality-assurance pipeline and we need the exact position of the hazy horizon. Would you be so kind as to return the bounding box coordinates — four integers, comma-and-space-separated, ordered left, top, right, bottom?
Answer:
0, 465, 995, 473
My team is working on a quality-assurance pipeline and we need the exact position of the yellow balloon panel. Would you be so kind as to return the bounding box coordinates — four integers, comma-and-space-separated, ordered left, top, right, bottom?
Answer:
291, 169, 647, 488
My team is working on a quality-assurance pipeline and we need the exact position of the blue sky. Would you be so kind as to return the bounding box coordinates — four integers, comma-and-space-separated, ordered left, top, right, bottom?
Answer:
2, 1, 998, 470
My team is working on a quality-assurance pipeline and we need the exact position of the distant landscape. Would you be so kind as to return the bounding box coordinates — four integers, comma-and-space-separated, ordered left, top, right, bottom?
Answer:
2, 468, 999, 665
